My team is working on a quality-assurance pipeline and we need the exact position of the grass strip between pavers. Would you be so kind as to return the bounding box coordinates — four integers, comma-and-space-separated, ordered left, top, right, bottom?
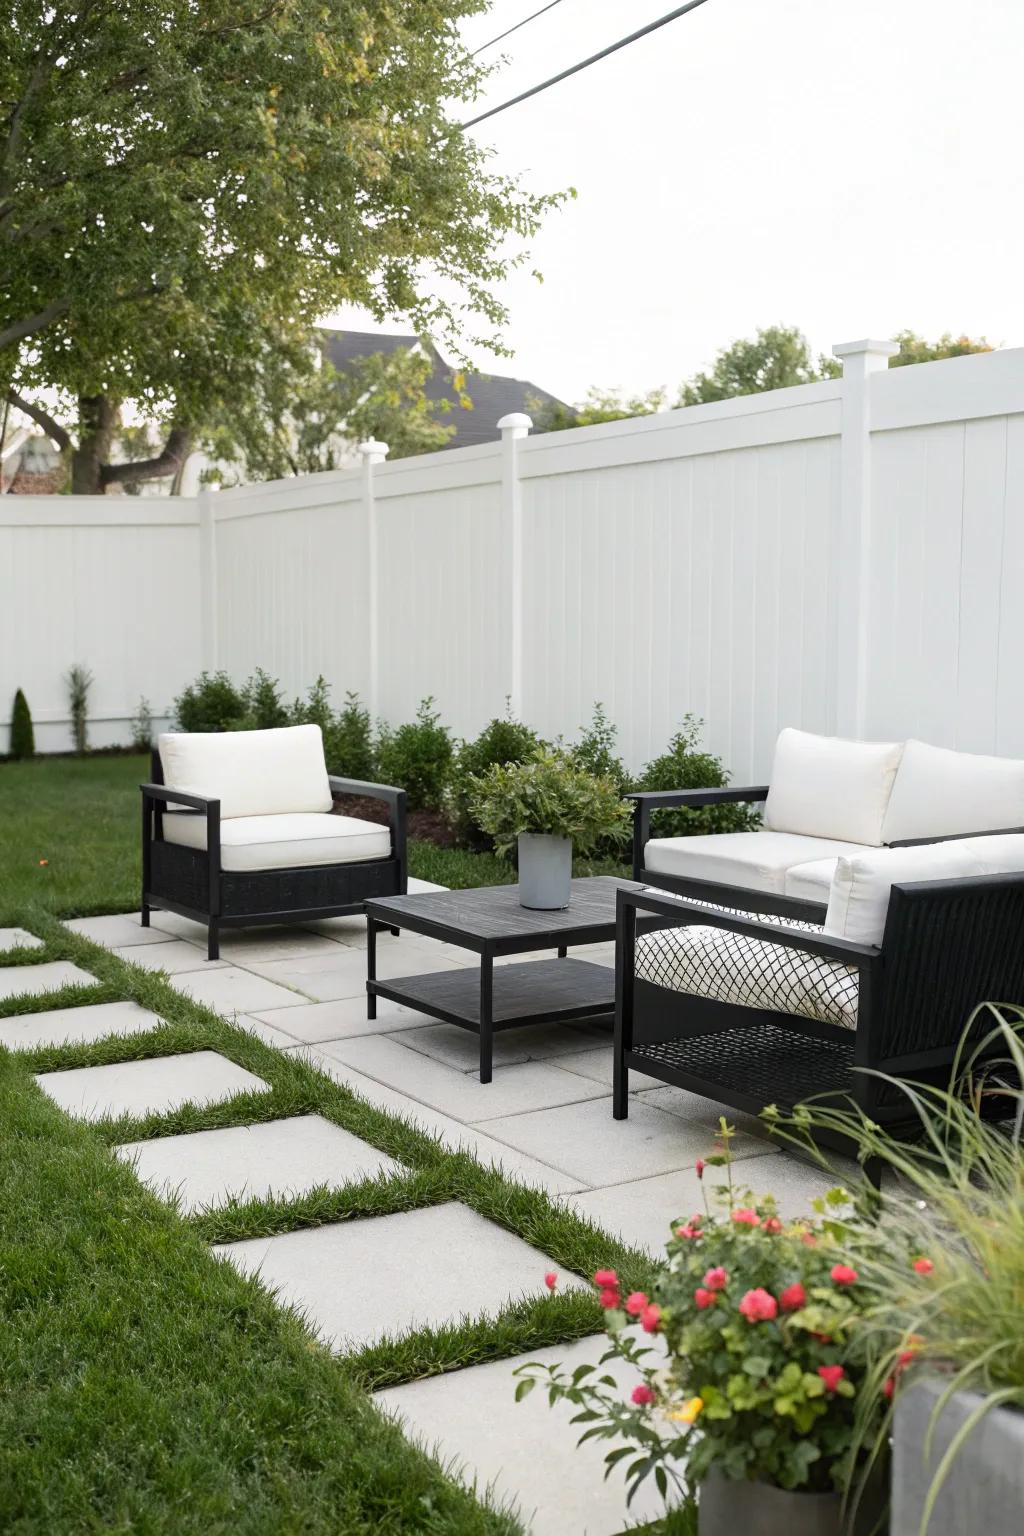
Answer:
0, 912, 665, 1534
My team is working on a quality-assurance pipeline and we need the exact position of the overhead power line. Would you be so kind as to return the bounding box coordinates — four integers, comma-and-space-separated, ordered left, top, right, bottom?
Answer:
471, 1, 567, 58
458, 0, 712, 132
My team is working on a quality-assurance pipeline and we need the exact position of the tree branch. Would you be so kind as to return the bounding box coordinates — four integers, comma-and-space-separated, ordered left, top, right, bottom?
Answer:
101, 425, 191, 487
0, 297, 70, 352
5, 388, 71, 452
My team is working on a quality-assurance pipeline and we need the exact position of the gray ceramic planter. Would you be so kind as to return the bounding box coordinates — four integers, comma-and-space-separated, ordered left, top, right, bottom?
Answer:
517, 833, 572, 909
892, 1375, 1024, 1535
699, 1469, 882, 1536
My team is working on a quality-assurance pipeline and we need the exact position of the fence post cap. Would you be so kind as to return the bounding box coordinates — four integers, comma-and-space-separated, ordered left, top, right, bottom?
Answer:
358, 439, 390, 462
497, 413, 532, 434
832, 338, 900, 360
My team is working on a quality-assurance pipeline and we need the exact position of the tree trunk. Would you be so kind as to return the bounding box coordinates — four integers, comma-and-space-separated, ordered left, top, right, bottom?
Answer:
71, 395, 119, 494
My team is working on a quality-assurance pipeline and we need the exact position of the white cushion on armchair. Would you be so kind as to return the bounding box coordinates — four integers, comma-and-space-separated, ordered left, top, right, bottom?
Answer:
882, 739, 1024, 844
163, 811, 390, 872
645, 830, 867, 896
763, 728, 903, 846
158, 724, 333, 819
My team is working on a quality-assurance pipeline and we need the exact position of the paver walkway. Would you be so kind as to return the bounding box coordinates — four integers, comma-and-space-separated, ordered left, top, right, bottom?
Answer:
5, 884, 840, 1534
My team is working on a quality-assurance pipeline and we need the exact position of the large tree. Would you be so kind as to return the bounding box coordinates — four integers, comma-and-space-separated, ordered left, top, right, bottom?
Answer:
1, 2, 563, 491
677, 325, 841, 406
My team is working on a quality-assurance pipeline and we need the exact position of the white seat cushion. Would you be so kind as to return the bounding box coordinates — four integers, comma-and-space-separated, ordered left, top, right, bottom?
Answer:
882, 739, 1024, 844
784, 858, 839, 904
163, 812, 390, 873
635, 913, 859, 1030
644, 830, 868, 896
158, 725, 332, 819
763, 728, 903, 846
824, 833, 1024, 945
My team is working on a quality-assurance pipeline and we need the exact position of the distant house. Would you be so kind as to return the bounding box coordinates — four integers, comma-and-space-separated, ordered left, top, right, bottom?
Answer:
319, 329, 566, 450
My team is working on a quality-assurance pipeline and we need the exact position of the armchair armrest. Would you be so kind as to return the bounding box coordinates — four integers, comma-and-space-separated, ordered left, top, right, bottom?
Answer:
140, 782, 220, 814
328, 776, 407, 892
627, 784, 769, 878
140, 782, 221, 911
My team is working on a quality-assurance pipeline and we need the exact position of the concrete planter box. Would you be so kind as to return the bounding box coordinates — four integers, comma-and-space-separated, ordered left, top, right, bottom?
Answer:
893, 1375, 1024, 1535
698, 1469, 882, 1536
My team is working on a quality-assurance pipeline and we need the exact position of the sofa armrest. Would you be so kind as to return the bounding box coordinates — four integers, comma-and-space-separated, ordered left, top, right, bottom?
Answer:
328, 777, 407, 891
140, 782, 221, 904
887, 825, 1024, 849
140, 782, 220, 814
627, 784, 769, 878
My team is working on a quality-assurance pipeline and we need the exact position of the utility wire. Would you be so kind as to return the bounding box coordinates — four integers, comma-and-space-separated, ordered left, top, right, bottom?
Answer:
458, 0, 712, 132
471, 0, 567, 58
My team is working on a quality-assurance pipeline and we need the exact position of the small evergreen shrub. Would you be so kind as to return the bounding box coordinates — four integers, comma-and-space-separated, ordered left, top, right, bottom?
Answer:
376, 697, 453, 811
637, 714, 761, 838
448, 708, 543, 846
568, 703, 633, 796
130, 696, 154, 752
65, 663, 93, 754
332, 691, 376, 780
237, 668, 289, 729
9, 689, 35, 758
173, 671, 247, 732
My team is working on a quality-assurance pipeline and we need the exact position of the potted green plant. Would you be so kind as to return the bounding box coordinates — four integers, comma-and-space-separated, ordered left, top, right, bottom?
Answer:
469, 748, 629, 908
516, 1130, 886, 1533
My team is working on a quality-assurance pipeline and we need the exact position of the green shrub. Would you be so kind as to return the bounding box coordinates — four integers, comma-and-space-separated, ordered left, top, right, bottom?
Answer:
568, 702, 633, 796
65, 663, 93, 754
448, 708, 543, 846
9, 689, 35, 758
129, 696, 154, 752
637, 715, 760, 838
173, 671, 247, 732
469, 748, 630, 859
237, 668, 289, 729
332, 691, 376, 780
376, 697, 454, 811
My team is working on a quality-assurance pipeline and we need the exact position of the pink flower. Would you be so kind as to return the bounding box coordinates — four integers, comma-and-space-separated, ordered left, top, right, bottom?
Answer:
695, 1159, 705, 1178
631, 1384, 656, 1406
801, 1232, 818, 1247
640, 1303, 662, 1334
779, 1282, 807, 1312
883, 1376, 895, 1400
830, 1264, 858, 1287
912, 1257, 934, 1275
817, 1365, 845, 1393
624, 1291, 649, 1317
598, 1288, 621, 1310
675, 1222, 702, 1240
544, 1271, 557, 1291
594, 1269, 618, 1288
703, 1266, 728, 1292
738, 1288, 778, 1323
694, 1287, 717, 1310
763, 1217, 782, 1234
732, 1208, 760, 1227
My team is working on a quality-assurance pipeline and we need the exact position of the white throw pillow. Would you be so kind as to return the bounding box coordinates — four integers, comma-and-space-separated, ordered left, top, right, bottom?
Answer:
882, 738, 1024, 844
157, 724, 333, 819
824, 834, 1024, 945
763, 728, 903, 847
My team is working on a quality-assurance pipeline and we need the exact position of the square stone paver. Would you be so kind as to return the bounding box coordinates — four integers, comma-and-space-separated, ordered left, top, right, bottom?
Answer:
376, 1334, 672, 1536
169, 966, 306, 1014
245, 944, 466, 1002
117, 1113, 401, 1213
112, 940, 226, 974
550, 1044, 667, 1092
0, 961, 98, 1000
234, 1014, 304, 1049
36, 1050, 268, 1121
311, 1035, 608, 1123
399, 1021, 611, 1073
0, 1000, 164, 1052
63, 914, 175, 949
201, 929, 347, 964
0, 927, 44, 953
133, 909, 209, 941
215, 1202, 581, 1352
477, 1095, 770, 1187
252, 993, 436, 1044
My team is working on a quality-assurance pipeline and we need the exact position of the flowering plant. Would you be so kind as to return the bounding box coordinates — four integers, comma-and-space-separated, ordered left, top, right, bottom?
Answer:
516, 1127, 886, 1509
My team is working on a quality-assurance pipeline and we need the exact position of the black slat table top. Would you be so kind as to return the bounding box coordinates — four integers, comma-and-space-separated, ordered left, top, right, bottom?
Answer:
365, 875, 640, 954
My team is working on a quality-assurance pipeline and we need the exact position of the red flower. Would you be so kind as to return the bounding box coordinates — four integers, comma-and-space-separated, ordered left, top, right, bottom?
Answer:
703, 1266, 728, 1292
817, 1365, 845, 1393
594, 1269, 618, 1288
763, 1217, 782, 1234
624, 1291, 649, 1317
896, 1350, 918, 1371
912, 1257, 934, 1275
800, 1232, 818, 1247
675, 1222, 702, 1240
544, 1271, 557, 1291
640, 1303, 662, 1333
631, 1384, 656, 1406
694, 1287, 717, 1309
830, 1264, 858, 1286
695, 1159, 705, 1178
779, 1282, 807, 1312
732, 1208, 760, 1227
738, 1288, 778, 1322
598, 1288, 621, 1310
883, 1376, 895, 1400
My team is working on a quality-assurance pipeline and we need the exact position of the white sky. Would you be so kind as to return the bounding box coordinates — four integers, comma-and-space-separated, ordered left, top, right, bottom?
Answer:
327, 0, 1024, 406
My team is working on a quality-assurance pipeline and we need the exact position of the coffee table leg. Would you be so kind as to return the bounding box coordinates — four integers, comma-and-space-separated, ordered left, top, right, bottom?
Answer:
557, 944, 567, 959
367, 914, 377, 1020
479, 954, 493, 1084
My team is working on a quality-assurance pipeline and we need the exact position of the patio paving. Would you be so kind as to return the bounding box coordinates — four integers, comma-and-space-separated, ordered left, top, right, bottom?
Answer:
35, 1050, 268, 1121
242, 943, 465, 1002
0, 999, 164, 1052
376, 1333, 673, 1536
0, 926, 45, 952
112, 939, 227, 974
251, 992, 440, 1043
117, 1113, 401, 1213
64, 914, 176, 948
214, 1201, 582, 1353
0, 960, 98, 1000
169, 965, 307, 1014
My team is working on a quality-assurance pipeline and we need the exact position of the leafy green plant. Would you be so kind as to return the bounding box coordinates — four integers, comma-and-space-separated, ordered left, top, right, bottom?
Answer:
768, 1005, 1024, 1532
65, 663, 93, 754
331, 692, 376, 781
517, 1127, 884, 1510
129, 696, 154, 752
569, 703, 633, 796
173, 671, 247, 733
637, 716, 760, 838
469, 749, 630, 859
9, 688, 35, 758
376, 698, 454, 811
236, 668, 289, 730
448, 707, 544, 847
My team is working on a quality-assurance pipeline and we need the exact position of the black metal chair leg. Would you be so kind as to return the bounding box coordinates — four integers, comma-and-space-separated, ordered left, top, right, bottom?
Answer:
207, 920, 220, 961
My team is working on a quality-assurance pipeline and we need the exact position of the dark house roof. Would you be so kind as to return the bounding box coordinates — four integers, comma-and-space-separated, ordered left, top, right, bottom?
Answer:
319, 328, 566, 450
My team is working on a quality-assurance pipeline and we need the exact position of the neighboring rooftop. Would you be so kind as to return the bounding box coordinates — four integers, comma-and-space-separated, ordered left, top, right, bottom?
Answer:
319, 329, 566, 450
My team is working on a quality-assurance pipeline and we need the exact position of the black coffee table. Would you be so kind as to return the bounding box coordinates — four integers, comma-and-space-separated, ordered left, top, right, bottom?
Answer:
364, 876, 638, 1082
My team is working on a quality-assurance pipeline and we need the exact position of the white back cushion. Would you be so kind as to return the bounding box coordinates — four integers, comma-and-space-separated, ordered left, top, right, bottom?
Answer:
158, 725, 332, 819
882, 739, 1024, 844
763, 729, 903, 847
824, 834, 1024, 945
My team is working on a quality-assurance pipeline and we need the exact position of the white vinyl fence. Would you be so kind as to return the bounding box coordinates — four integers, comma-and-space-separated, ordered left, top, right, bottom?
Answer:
3, 338, 1024, 779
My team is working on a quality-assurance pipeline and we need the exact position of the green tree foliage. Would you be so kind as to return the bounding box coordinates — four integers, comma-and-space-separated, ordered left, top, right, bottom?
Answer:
172, 672, 248, 733
637, 716, 761, 838
376, 697, 454, 811
9, 688, 34, 758
530, 386, 667, 434
678, 326, 841, 406
889, 330, 992, 366
1, 2, 565, 491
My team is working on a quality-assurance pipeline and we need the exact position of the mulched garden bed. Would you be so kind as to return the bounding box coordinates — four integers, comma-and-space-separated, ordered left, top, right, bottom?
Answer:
332, 794, 460, 848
